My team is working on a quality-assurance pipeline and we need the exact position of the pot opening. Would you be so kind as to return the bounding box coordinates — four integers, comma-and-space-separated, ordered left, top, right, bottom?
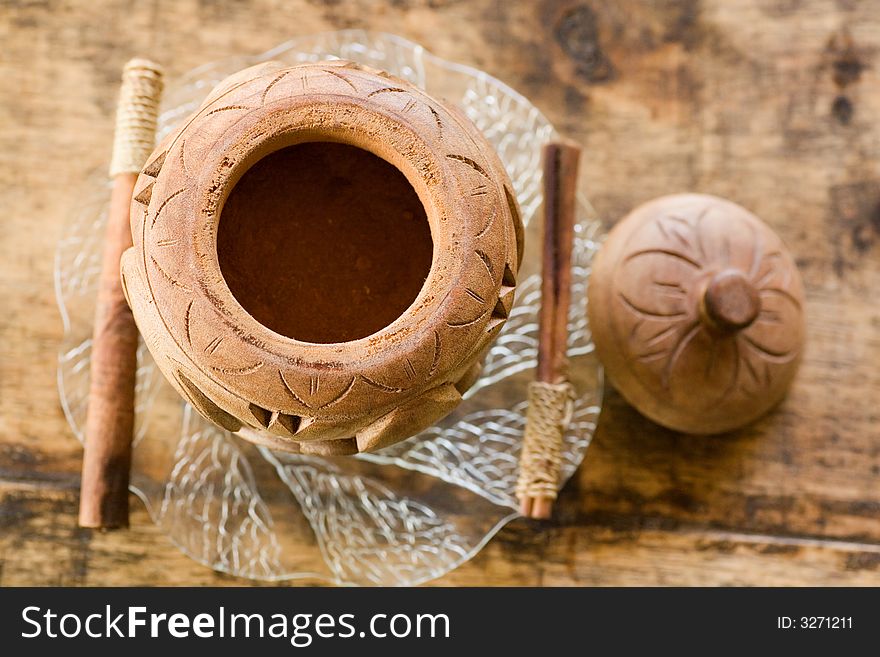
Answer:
217, 141, 433, 344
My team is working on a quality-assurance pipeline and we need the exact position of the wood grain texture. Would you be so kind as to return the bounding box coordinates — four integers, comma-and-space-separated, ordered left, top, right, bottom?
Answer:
2, 0, 880, 585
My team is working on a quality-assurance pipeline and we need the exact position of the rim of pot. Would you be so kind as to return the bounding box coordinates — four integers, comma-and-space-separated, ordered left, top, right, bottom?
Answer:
190, 96, 485, 368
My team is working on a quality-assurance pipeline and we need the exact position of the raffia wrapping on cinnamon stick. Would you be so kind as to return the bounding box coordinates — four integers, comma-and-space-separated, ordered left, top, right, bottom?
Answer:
108, 59, 164, 177
515, 380, 576, 501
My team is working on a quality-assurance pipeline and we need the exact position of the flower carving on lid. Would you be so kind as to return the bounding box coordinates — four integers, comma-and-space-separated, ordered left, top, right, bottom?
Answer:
610, 198, 805, 408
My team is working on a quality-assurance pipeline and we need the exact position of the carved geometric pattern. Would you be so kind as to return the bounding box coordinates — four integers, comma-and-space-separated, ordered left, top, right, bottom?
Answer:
57, 33, 601, 586
126, 57, 523, 452
613, 203, 803, 405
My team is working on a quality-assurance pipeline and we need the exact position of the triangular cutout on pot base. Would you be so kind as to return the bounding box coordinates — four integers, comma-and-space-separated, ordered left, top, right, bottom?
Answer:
494, 285, 515, 319
143, 150, 167, 178
133, 181, 154, 206
247, 402, 311, 439
247, 403, 274, 428
175, 369, 242, 433
501, 262, 516, 287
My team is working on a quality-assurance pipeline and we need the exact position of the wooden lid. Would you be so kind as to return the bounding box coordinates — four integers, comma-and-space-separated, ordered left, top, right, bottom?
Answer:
587, 194, 805, 434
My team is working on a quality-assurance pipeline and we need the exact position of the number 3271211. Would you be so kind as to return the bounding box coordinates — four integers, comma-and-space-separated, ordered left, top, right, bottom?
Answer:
777, 617, 852, 629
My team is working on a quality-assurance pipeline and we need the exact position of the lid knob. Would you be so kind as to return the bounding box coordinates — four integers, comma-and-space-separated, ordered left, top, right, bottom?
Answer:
701, 269, 761, 332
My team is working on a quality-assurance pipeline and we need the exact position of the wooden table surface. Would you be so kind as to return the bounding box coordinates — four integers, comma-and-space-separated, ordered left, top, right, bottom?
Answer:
2, 0, 880, 586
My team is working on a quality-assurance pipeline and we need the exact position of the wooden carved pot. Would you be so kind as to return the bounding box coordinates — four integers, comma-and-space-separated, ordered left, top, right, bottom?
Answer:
121, 61, 523, 455
588, 194, 805, 434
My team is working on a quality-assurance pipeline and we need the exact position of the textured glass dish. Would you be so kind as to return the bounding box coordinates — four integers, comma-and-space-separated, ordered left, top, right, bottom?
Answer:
55, 31, 603, 585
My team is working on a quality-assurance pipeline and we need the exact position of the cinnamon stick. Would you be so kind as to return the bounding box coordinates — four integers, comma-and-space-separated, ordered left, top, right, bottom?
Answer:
79, 59, 163, 529
518, 140, 580, 520
537, 142, 578, 386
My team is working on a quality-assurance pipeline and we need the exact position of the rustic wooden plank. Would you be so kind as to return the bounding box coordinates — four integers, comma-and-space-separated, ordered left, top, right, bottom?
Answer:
1, 0, 880, 585
3, 480, 880, 586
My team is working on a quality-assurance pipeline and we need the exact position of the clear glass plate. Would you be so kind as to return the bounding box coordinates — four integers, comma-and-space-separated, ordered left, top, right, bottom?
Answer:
55, 31, 604, 585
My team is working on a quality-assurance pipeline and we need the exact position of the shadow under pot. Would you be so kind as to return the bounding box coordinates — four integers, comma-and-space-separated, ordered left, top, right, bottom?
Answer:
121, 60, 524, 455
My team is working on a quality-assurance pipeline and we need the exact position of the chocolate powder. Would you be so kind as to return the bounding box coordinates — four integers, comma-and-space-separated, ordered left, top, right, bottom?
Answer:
217, 142, 433, 343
